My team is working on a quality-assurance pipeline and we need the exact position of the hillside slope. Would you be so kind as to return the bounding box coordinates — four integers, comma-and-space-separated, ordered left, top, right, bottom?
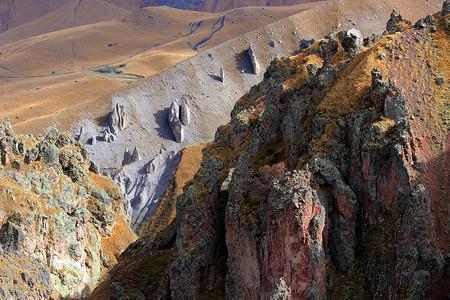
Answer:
141, 0, 325, 12
76, 0, 442, 170
0, 0, 142, 33
90, 3, 449, 299
0, 3, 325, 140
0, 0, 132, 47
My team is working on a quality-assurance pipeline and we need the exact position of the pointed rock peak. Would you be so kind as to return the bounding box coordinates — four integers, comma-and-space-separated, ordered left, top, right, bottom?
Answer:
159, 142, 166, 154
131, 147, 141, 162
219, 66, 225, 83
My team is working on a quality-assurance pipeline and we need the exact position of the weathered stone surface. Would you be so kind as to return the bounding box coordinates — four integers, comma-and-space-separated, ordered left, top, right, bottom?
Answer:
179, 97, 191, 126
311, 31, 338, 62
0, 221, 24, 253
248, 45, 260, 75
385, 9, 411, 33
113, 150, 181, 231
88, 8, 449, 300
167, 99, 188, 143
122, 146, 141, 166
0, 117, 136, 299
219, 66, 225, 83
109, 103, 128, 134
103, 128, 115, 143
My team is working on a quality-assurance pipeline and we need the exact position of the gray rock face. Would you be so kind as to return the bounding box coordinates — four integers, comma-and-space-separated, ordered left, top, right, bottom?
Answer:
171, 119, 185, 143
77, 126, 89, 144
103, 128, 115, 143
0, 221, 24, 253
219, 66, 225, 83
122, 146, 141, 166
109, 103, 128, 134
168, 99, 190, 143
248, 45, 260, 75
168, 100, 179, 125
179, 98, 191, 126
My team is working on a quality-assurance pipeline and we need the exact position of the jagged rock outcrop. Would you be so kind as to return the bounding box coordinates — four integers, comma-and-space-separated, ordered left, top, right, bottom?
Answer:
0, 117, 136, 299
102, 127, 115, 143
340, 29, 363, 57
90, 6, 449, 299
385, 9, 411, 33
109, 103, 128, 134
122, 146, 141, 166
168, 98, 190, 143
248, 44, 260, 75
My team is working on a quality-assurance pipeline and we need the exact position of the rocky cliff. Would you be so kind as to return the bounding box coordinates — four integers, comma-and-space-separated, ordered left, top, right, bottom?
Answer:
92, 3, 449, 299
0, 117, 137, 299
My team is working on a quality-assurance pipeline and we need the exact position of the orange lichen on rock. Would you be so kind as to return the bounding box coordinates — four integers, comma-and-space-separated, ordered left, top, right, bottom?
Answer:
0, 117, 136, 299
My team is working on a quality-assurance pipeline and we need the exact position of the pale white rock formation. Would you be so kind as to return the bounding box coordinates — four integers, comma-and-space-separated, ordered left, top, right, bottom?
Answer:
168, 100, 180, 124
103, 128, 115, 143
109, 103, 128, 134
179, 97, 191, 126
219, 66, 225, 83
171, 119, 185, 143
248, 45, 260, 75
167, 99, 190, 143
122, 146, 141, 166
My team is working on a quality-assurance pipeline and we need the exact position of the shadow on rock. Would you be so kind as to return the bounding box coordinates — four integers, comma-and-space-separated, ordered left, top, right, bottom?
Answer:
153, 108, 173, 140
234, 49, 254, 74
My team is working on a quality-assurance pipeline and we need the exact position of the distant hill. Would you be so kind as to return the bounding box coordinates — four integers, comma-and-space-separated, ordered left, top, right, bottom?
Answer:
141, 0, 325, 12
0, 0, 142, 34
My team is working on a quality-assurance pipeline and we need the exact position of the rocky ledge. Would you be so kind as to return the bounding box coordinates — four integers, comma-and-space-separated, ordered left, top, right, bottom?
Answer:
0, 117, 136, 299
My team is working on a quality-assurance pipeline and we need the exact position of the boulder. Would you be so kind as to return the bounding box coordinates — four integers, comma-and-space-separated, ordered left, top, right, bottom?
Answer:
131, 147, 141, 162
148, 154, 164, 174
159, 142, 166, 154
341, 29, 363, 57
168, 100, 180, 124
171, 119, 184, 143
168, 100, 186, 143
